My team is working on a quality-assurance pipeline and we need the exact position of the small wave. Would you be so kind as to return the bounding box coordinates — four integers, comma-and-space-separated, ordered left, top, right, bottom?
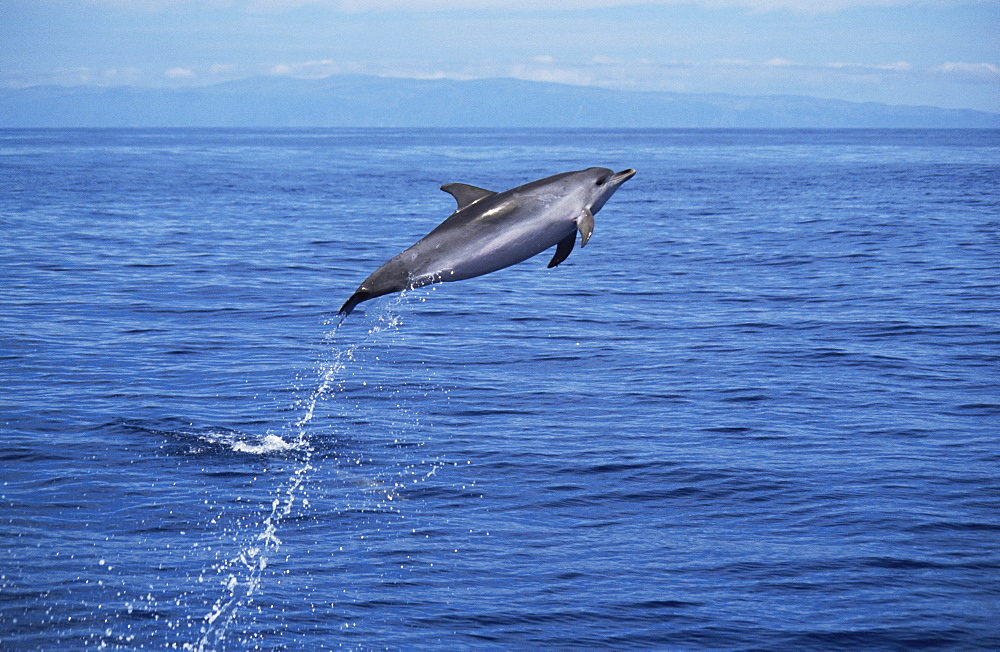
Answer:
191, 427, 305, 456
230, 433, 301, 455
151, 425, 307, 457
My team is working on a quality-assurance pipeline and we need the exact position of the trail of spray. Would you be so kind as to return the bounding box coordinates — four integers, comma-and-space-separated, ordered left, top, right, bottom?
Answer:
187, 302, 406, 651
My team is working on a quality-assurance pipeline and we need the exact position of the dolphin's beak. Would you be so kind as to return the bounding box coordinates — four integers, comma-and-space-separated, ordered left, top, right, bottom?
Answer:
612, 169, 636, 183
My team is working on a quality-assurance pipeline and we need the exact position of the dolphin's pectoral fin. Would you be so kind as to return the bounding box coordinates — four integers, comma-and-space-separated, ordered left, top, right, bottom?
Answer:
577, 207, 594, 247
547, 232, 576, 268
440, 183, 496, 211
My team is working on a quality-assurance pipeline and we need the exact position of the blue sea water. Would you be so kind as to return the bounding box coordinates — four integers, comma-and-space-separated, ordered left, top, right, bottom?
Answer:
1, 128, 998, 651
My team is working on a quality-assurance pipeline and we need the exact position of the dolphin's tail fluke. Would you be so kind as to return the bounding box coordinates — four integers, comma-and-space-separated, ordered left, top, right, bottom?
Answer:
338, 291, 369, 316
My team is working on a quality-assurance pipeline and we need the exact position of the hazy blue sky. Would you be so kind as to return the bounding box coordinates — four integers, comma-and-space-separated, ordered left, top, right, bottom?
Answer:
2, 0, 997, 111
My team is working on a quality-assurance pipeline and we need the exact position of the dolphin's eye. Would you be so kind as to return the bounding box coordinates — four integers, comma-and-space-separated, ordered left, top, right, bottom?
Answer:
595, 178, 605, 186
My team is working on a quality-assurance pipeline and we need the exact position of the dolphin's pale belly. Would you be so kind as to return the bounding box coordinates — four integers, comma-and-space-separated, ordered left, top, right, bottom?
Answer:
422, 217, 576, 283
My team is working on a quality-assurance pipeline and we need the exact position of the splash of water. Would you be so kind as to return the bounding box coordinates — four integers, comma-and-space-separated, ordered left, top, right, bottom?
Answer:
186, 297, 410, 651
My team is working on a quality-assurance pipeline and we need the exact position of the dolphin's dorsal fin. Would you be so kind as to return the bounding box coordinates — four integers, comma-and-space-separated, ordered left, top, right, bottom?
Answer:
577, 207, 594, 247
441, 183, 496, 211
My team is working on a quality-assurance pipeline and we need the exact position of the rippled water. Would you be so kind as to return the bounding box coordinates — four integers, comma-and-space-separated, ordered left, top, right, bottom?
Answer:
2, 129, 998, 650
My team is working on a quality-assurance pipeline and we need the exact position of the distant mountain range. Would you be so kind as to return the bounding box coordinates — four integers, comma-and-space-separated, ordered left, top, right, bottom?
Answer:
1, 75, 997, 128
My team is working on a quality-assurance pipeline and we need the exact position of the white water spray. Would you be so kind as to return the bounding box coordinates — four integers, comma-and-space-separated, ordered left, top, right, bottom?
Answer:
187, 299, 410, 651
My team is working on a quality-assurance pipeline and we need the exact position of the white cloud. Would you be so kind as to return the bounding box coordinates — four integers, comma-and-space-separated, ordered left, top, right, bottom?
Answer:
45, 66, 143, 86
875, 61, 912, 72
507, 63, 595, 86
165, 67, 196, 79
930, 61, 1000, 80
824, 61, 910, 72
269, 59, 339, 77
590, 55, 627, 65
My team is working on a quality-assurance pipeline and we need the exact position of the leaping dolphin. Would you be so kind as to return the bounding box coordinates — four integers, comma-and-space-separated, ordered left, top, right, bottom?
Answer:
339, 166, 636, 316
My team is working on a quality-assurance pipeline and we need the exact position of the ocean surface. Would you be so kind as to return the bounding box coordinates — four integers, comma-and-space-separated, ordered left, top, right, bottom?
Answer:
1, 128, 998, 651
